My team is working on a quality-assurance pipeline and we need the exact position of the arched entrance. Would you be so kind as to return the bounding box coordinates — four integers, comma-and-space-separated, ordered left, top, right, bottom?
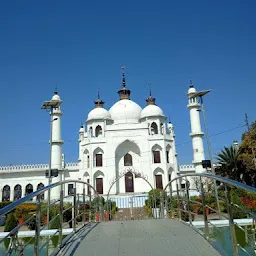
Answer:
106, 167, 155, 221
125, 171, 134, 192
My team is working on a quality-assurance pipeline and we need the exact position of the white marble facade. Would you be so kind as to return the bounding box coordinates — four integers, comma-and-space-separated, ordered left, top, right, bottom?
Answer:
0, 73, 205, 201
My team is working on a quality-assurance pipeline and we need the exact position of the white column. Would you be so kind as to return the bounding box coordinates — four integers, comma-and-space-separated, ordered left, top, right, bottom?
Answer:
187, 87, 205, 173
50, 106, 64, 199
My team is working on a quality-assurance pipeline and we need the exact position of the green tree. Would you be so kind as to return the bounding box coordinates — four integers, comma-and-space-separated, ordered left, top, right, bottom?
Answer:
238, 121, 256, 186
215, 145, 242, 181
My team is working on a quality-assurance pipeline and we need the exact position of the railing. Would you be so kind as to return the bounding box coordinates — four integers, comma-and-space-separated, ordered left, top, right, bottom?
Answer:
0, 180, 102, 256
0, 162, 79, 171
165, 173, 256, 256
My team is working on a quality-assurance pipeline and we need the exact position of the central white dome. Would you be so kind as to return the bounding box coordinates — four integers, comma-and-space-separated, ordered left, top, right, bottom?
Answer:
109, 99, 142, 124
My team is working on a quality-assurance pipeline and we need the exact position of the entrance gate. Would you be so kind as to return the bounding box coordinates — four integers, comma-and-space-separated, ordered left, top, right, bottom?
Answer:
105, 167, 163, 221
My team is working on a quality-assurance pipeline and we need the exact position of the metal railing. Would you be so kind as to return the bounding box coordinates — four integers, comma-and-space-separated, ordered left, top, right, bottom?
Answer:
0, 180, 102, 256
165, 173, 256, 256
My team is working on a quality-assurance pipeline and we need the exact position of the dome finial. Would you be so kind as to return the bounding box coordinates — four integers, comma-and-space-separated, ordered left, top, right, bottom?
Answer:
146, 85, 156, 105
94, 90, 104, 108
118, 65, 131, 100
189, 80, 193, 88
121, 65, 126, 87
54, 86, 58, 95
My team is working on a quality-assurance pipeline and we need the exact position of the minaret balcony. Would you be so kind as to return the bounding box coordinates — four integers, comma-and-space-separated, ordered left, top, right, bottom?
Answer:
187, 102, 200, 109
189, 132, 204, 138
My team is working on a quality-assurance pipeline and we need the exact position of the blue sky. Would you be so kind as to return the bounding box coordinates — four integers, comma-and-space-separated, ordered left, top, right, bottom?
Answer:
0, 1, 255, 166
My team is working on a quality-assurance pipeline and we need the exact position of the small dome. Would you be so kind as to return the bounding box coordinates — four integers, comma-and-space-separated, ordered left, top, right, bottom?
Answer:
141, 104, 165, 119
188, 87, 196, 94
87, 108, 111, 121
51, 89, 61, 101
79, 126, 84, 133
109, 99, 142, 124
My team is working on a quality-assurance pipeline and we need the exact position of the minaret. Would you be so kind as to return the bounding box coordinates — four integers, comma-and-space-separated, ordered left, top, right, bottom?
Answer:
50, 89, 64, 197
187, 81, 205, 173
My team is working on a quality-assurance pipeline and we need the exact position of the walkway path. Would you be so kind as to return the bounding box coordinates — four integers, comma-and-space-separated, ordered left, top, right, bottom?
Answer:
57, 219, 221, 256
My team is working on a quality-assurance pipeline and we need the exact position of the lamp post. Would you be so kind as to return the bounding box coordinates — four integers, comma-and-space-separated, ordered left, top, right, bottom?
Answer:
41, 97, 62, 252
190, 90, 221, 218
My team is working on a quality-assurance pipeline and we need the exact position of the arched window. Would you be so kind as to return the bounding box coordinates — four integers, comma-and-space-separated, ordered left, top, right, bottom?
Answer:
124, 153, 133, 166
152, 144, 162, 164
2, 185, 10, 201
94, 147, 104, 167
95, 125, 103, 137
160, 123, 164, 134
151, 122, 158, 135
14, 184, 22, 201
25, 184, 33, 200
37, 183, 45, 200
89, 126, 93, 137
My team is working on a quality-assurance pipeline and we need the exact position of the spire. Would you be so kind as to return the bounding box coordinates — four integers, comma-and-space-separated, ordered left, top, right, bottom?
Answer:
121, 65, 126, 87
146, 87, 156, 105
94, 90, 105, 108
54, 87, 58, 95
189, 80, 194, 88
118, 65, 131, 100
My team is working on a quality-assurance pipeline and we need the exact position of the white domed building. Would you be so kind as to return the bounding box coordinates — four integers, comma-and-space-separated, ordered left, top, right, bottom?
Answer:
77, 73, 179, 195
0, 75, 205, 202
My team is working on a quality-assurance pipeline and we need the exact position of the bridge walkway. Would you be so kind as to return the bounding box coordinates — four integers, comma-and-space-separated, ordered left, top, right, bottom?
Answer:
57, 219, 221, 256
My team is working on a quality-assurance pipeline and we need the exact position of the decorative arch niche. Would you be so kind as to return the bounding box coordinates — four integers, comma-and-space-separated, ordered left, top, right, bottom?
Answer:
95, 125, 103, 137
151, 122, 158, 135
152, 144, 162, 164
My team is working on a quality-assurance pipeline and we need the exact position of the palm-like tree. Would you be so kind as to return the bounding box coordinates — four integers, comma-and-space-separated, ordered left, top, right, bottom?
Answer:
215, 145, 241, 181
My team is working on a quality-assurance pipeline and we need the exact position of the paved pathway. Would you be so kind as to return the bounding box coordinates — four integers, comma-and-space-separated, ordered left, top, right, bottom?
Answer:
57, 219, 221, 256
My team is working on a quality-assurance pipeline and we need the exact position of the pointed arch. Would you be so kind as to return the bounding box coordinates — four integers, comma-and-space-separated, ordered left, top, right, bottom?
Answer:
84, 149, 90, 168
37, 183, 45, 200
152, 144, 162, 164
115, 140, 141, 156
94, 170, 104, 194
151, 122, 158, 135
95, 125, 103, 137
153, 168, 164, 189
93, 147, 104, 167
166, 144, 171, 163
14, 184, 22, 201
2, 185, 10, 201
125, 171, 134, 192
25, 184, 33, 200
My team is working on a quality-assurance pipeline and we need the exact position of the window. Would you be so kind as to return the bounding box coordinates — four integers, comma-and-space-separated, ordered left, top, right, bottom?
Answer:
25, 184, 33, 200
124, 153, 133, 166
181, 183, 186, 189
168, 174, 171, 182
155, 175, 163, 189
14, 184, 22, 201
68, 184, 74, 195
2, 185, 10, 202
37, 183, 45, 200
87, 179, 91, 195
95, 125, 103, 137
160, 123, 164, 134
96, 178, 103, 194
89, 126, 93, 137
153, 151, 161, 163
166, 151, 169, 163
87, 155, 90, 168
96, 154, 103, 167
151, 122, 158, 135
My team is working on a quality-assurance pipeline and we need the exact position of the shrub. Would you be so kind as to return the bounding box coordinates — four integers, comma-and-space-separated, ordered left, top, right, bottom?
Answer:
50, 215, 60, 229
4, 213, 18, 232
0, 202, 13, 210
27, 215, 36, 230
